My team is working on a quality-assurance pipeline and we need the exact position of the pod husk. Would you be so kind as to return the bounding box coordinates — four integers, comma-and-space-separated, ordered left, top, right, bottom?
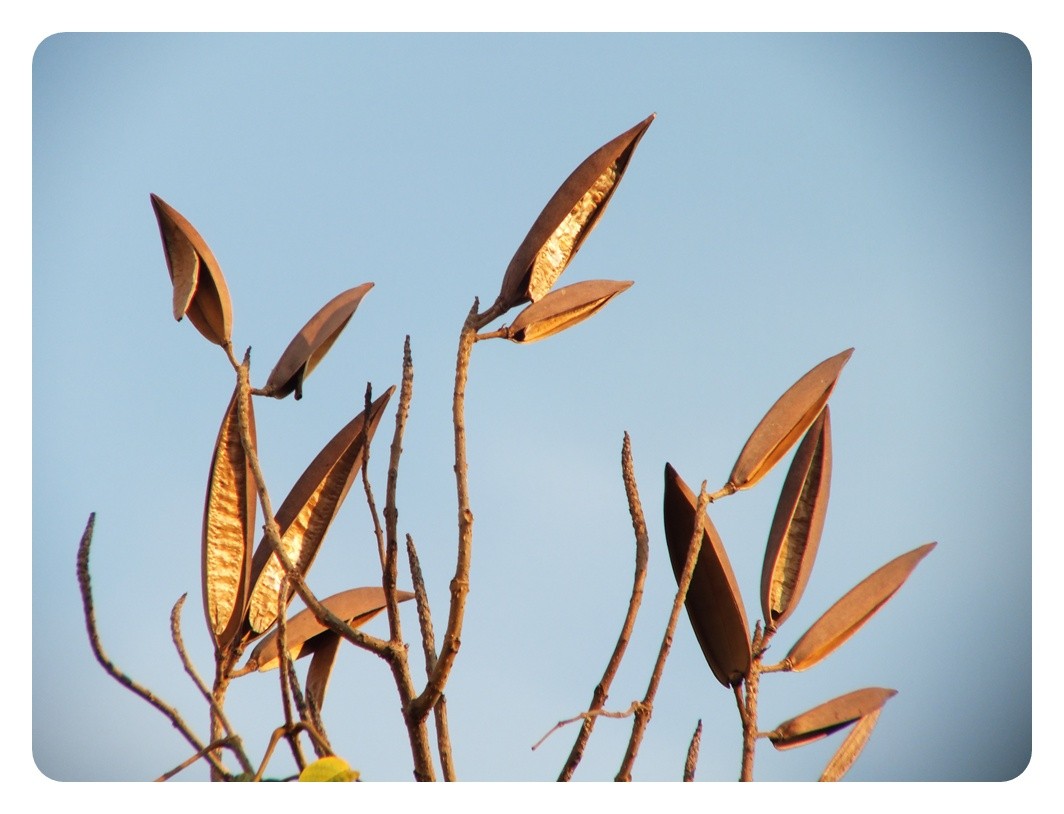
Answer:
819, 707, 883, 781
663, 464, 750, 687
245, 387, 395, 634
760, 407, 832, 629
149, 193, 233, 346
305, 632, 341, 711
265, 283, 374, 400
246, 586, 414, 672
785, 542, 936, 671
496, 114, 655, 310
768, 687, 896, 750
727, 348, 853, 492
202, 383, 257, 650
506, 279, 633, 343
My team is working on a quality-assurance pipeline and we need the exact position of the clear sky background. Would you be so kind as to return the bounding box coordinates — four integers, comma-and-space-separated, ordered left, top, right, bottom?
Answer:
30, 30, 1035, 789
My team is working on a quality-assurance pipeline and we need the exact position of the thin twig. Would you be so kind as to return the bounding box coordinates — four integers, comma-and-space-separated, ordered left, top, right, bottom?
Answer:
169, 595, 253, 776
533, 702, 644, 751
155, 737, 245, 782
76, 513, 229, 779
360, 381, 387, 570
683, 720, 703, 781
557, 432, 650, 781
615, 482, 711, 781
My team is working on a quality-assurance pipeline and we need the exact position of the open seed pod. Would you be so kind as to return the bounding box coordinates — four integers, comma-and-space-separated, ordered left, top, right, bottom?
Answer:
663, 464, 751, 687
784, 542, 936, 671
726, 348, 853, 493
768, 687, 896, 750
149, 193, 233, 346
245, 587, 414, 672
202, 383, 257, 651
496, 114, 655, 311
505, 279, 633, 343
819, 707, 883, 781
760, 407, 832, 629
264, 283, 374, 400
244, 387, 395, 635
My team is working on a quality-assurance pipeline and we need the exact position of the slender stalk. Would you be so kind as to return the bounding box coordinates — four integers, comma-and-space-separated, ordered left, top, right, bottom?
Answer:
684, 720, 703, 781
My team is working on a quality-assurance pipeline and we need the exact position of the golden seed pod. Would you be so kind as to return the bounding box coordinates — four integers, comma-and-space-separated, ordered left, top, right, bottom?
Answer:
201, 383, 257, 651
785, 542, 937, 671
768, 687, 896, 750
505, 279, 633, 343
496, 114, 655, 311
245, 387, 395, 635
245, 586, 414, 672
298, 755, 359, 782
149, 193, 233, 346
819, 707, 883, 781
760, 407, 832, 629
663, 463, 751, 688
726, 348, 853, 493
264, 283, 374, 400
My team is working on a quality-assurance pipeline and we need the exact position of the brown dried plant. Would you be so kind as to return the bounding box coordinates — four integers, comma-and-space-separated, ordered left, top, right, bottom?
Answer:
77, 114, 932, 782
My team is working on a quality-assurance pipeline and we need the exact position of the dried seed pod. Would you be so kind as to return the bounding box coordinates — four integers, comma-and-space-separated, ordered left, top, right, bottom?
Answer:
760, 407, 832, 629
264, 283, 374, 400
505, 279, 633, 343
726, 348, 853, 493
202, 383, 257, 650
785, 542, 936, 671
305, 632, 341, 711
663, 464, 751, 687
819, 707, 883, 781
768, 687, 896, 750
245, 387, 395, 635
149, 193, 233, 346
245, 587, 414, 672
496, 114, 655, 310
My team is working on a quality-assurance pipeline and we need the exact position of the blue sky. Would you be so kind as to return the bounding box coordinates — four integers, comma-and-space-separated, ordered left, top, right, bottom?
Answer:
29, 30, 1036, 792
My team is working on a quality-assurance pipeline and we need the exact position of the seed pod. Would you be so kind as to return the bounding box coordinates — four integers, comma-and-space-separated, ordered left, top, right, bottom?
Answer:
245, 387, 395, 635
768, 687, 896, 750
785, 542, 936, 671
305, 633, 341, 711
202, 383, 257, 650
149, 193, 233, 346
496, 114, 655, 310
246, 586, 414, 672
819, 707, 883, 781
726, 348, 853, 493
264, 283, 374, 400
506, 279, 633, 343
760, 407, 832, 629
663, 464, 750, 687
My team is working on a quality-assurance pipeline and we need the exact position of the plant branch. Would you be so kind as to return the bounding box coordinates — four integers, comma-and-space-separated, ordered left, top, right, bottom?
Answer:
684, 720, 703, 781
558, 432, 650, 781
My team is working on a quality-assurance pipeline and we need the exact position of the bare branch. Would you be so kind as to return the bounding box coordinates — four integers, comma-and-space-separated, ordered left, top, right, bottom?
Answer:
683, 720, 702, 781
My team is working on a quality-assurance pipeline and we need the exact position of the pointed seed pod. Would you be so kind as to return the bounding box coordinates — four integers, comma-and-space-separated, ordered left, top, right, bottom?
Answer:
496, 114, 655, 310
819, 707, 883, 781
305, 633, 341, 711
768, 687, 896, 750
785, 542, 936, 671
149, 194, 233, 346
246, 586, 414, 672
506, 279, 633, 343
265, 283, 374, 400
245, 387, 395, 635
727, 348, 853, 493
202, 383, 257, 650
663, 463, 751, 687
760, 407, 832, 629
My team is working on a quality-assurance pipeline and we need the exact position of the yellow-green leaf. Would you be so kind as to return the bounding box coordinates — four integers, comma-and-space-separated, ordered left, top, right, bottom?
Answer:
663, 464, 750, 687
298, 755, 359, 782
264, 283, 374, 400
760, 407, 832, 629
506, 279, 633, 343
726, 348, 853, 492
496, 115, 654, 310
785, 542, 936, 671
202, 383, 257, 650
149, 194, 233, 346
